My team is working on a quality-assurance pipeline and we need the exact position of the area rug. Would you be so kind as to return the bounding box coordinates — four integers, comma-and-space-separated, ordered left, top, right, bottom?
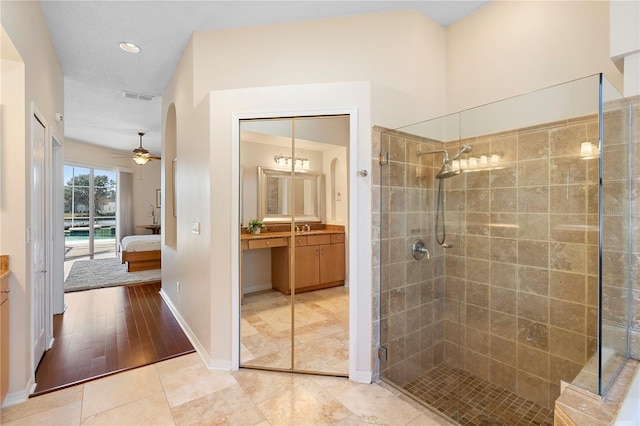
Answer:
64, 257, 161, 292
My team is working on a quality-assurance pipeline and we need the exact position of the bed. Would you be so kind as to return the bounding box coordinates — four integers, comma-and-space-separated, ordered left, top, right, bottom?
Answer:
120, 234, 161, 272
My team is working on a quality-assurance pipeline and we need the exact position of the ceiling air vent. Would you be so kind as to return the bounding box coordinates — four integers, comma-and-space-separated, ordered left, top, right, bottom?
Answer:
122, 90, 154, 102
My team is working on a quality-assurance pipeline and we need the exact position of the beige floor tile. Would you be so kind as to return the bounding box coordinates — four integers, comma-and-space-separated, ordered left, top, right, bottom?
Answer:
171, 383, 265, 425
233, 369, 312, 405
256, 377, 353, 424
2, 400, 82, 426
154, 352, 203, 375
157, 357, 237, 408
1, 385, 83, 423
81, 392, 174, 426
333, 383, 426, 425
406, 413, 450, 425
82, 365, 163, 419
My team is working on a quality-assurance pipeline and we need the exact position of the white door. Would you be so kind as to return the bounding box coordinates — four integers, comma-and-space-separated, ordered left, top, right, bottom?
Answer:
32, 113, 47, 369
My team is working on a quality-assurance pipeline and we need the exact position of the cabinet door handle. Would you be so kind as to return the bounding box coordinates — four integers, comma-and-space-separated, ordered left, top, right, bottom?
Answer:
2, 288, 9, 293
316, 249, 319, 256
321, 248, 325, 256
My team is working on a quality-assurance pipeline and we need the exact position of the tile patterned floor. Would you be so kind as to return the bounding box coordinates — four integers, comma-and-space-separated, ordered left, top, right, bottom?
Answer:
1, 353, 448, 425
403, 364, 554, 426
241, 286, 349, 375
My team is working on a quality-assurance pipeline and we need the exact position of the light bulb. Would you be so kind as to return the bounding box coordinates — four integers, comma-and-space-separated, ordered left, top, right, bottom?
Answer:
468, 157, 478, 169
480, 155, 488, 167
581, 142, 593, 157
491, 154, 500, 165
452, 160, 460, 171
459, 159, 468, 170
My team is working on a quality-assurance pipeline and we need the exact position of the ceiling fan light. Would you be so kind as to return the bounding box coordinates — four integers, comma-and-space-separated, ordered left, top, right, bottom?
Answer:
133, 155, 149, 165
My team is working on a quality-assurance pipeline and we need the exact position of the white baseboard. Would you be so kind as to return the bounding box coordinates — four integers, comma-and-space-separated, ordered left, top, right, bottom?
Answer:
2, 380, 35, 408
159, 289, 209, 364
354, 369, 372, 384
159, 289, 233, 371
243, 282, 271, 294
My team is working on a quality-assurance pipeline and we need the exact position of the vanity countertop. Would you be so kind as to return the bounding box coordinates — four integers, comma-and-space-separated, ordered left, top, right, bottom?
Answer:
0, 255, 8, 279
241, 229, 344, 241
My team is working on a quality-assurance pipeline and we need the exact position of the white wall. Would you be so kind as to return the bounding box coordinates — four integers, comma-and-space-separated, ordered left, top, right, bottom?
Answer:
0, 0, 64, 405
445, 0, 624, 114
63, 139, 161, 235
610, 0, 640, 97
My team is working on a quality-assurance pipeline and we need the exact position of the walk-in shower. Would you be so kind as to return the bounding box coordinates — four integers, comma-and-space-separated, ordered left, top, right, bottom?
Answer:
373, 74, 634, 426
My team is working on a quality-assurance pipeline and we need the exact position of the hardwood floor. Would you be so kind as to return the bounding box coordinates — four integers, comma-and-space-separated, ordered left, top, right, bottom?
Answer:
33, 282, 194, 396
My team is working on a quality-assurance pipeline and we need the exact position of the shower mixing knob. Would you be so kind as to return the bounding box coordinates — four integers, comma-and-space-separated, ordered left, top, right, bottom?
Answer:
412, 239, 430, 260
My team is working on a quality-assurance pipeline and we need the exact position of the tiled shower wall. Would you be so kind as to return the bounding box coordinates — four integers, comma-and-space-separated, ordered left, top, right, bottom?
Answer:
372, 127, 447, 386
443, 116, 601, 410
372, 97, 637, 412
629, 98, 640, 359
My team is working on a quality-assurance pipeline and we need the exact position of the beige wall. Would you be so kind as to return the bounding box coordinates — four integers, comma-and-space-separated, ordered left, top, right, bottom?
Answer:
191, 10, 446, 128
446, 0, 624, 114
0, 0, 64, 403
161, 10, 447, 375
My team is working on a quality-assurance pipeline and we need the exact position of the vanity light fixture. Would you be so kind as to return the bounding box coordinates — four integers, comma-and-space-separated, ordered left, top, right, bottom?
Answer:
274, 153, 309, 170
119, 42, 141, 54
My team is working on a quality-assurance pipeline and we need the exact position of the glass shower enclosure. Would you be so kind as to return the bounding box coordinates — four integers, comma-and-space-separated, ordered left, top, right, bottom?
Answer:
374, 74, 632, 425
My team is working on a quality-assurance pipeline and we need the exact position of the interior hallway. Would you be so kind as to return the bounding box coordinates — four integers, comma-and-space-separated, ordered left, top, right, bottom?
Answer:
3, 352, 448, 425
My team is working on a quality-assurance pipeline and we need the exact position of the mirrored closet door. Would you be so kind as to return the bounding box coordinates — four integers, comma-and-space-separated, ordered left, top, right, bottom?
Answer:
239, 115, 350, 376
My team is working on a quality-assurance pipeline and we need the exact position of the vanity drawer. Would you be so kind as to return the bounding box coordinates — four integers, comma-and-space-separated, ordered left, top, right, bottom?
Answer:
248, 237, 288, 250
291, 236, 307, 247
331, 234, 345, 244
307, 234, 331, 245
241, 240, 249, 251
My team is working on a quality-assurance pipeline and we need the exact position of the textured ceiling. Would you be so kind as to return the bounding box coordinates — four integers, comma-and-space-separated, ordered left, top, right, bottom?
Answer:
40, 1, 491, 155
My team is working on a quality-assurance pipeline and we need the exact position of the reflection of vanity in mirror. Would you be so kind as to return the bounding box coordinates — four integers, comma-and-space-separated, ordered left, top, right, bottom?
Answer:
239, 115, 349, 375
242, 166, 345, 295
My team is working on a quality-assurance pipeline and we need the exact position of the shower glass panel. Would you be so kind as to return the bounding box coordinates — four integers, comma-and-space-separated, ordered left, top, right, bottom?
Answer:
377, 74, 632, 425
599, 76, 631, 394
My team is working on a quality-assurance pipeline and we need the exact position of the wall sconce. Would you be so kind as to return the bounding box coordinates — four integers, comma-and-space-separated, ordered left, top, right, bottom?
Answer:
580, 142, 599, 159
274, 153, 309, 170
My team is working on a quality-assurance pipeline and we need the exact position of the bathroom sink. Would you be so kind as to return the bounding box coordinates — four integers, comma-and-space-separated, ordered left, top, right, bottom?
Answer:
296, 230, 327, 235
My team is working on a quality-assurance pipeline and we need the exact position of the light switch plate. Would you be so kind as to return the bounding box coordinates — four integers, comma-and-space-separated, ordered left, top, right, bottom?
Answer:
192, 221, 200, 235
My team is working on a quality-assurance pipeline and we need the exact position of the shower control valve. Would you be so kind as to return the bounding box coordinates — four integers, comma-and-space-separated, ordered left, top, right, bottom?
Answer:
412, 239, 430, 261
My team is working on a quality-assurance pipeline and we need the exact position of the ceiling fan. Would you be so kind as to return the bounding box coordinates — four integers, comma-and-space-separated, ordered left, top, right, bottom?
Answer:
131, 132, 160, 165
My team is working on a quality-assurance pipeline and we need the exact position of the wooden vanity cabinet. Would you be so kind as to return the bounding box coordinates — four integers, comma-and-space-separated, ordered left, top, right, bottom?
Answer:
272, 233, 345, 294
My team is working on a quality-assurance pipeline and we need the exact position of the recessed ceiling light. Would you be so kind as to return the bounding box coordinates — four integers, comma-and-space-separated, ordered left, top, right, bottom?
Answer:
119, 42, 141, 54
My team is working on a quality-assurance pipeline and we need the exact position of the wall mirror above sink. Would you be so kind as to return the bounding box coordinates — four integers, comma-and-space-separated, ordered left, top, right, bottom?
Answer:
258, 166, 324, 223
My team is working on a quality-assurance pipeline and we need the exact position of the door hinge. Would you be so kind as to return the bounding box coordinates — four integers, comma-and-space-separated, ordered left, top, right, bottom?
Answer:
378, 346, 388, 361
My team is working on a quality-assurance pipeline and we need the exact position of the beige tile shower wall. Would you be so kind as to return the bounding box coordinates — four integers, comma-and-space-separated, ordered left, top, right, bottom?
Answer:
601, 102, 633, 361
630, 98, 640, 359
442, 116, 601, 410
372, 127, 447, 387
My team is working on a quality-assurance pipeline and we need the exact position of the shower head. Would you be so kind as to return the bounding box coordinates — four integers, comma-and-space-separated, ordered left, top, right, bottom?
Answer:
435, 161, 459, 179
452, 144, 473, 160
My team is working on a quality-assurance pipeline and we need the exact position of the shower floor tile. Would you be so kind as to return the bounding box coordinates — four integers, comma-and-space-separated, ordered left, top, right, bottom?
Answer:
403, 363, 554, 426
